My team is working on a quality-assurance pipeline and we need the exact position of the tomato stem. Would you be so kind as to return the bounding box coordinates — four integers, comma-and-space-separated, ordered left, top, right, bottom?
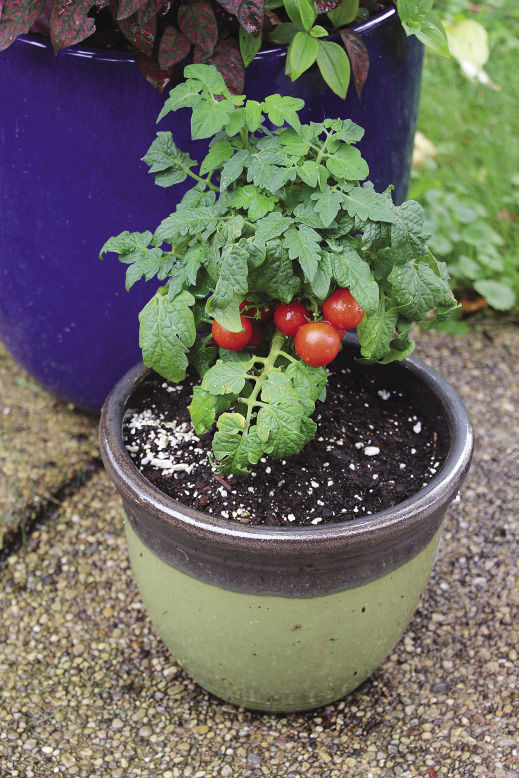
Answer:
241, 330, 287, 431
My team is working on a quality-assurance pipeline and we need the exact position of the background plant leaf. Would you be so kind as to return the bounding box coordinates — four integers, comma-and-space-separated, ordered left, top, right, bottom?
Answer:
158, 26, 191, 70
339, 29, 369, 97
179, 0, 218, 55
0, 0, 45, 50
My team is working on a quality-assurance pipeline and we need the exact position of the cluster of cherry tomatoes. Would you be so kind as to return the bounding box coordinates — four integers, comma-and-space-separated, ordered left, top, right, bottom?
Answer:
211, 288, 364, 368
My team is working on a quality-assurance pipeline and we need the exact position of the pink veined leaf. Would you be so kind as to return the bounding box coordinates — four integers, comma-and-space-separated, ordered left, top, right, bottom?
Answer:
115, 0, 147, 20
118, 13, 157, 55
135, 52, 174, 91
339, 28, 369, 97
215, 0, 263, 35
194, 35, 245, 94
0, 0, 46, 50
50, 0, 110, 50
315, 0, 342, 13
158, 25, 191, 70
136, 0, 166, 25
178, 0, 217, 55
29, 0, 52, 35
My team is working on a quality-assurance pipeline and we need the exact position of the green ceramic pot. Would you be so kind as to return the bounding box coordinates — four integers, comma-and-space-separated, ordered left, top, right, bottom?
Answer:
99, 341, 473, 712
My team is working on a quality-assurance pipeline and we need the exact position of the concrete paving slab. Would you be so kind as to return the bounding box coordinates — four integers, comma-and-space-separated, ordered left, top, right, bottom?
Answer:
0, 327, 517, 777
0, 343, 99, 551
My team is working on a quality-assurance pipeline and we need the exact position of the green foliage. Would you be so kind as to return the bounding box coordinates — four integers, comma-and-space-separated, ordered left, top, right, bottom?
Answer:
102, 64, 456, 475
419, 186, 517, 312
1, 0, 447, 98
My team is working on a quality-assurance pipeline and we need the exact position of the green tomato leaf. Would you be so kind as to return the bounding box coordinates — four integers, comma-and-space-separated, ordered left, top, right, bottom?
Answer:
247, 149, 296, 194
388, 260, 454, 319
330, 241, 379, 315
210, 242, 249, 312
325, 143, 369, 182
255, 212, 292, 242
390, 200, 430, 262
342, 184, 396, 223
202, 359, 252, 395
285, 361, 328, 413
356, 296, 398, 361
191, 96, 235, 140
279, 128, 311, 157
261, 94, 304, 130
212, 413, 265, 476
139, 289, 196, 382
284, 224, 321, 282
188, 385, 234, 433
251, 241, 300, 302
184, 63, 229, 93
224, 107, 247, 137
245, 99, 263, 132
154, 204, 219, 244
310, 186, 344, 227
157, 80, 203, 123
309, 251, 332, 298
298, 160, 319, 188
199, 140, 234, 176
189, 337, 218, 378
141, 132, 197, 187
220, 149, 250, 190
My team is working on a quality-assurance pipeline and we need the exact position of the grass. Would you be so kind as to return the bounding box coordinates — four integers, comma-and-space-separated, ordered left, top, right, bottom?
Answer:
409, 0, 519, 317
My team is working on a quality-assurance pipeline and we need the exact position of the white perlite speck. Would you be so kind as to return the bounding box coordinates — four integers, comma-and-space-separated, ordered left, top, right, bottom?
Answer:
286, 514, 296, 522
364, 446, 380, 456
413, 421, 422, 433
377, 389, 391, 400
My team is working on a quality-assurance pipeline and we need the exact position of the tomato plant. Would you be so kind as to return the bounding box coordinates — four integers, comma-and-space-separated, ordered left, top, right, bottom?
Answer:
240, 300, 273, 321
295, 322, 342, 367
247, 323, 263, 349
323, 288, 364, 330
212, 316, 252, 351
274, 302, 311, 336
103, 65, 456, 476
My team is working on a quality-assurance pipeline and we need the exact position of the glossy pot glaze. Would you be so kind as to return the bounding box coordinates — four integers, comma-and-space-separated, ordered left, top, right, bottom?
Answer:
99, 341, 473, 712
0, 9, 423, 412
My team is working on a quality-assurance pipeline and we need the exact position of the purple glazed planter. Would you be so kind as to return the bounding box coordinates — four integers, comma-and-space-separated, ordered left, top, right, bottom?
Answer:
0, 8, 423, 412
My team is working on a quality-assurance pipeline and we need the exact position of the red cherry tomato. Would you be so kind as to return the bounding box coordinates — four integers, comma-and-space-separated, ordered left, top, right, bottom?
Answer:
246, 323, 263, 350
239, 300, 273, 321
212, 316, 252, 351
274, 302, 311, 336
323, 288, 364, 330
295, 322, 341, 367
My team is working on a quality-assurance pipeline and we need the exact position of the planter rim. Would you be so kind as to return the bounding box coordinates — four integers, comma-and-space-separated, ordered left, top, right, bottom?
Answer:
100, 337, 473, 556
16, 6, 397, 65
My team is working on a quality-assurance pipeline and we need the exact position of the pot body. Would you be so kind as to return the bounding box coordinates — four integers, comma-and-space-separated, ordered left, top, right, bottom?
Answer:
0, 10, 423, 412
99, 342, 473, 712
125, 519, 443, 711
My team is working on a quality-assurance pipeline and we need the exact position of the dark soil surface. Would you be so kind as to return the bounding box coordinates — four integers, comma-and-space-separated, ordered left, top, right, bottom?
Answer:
123, 361, 447, 527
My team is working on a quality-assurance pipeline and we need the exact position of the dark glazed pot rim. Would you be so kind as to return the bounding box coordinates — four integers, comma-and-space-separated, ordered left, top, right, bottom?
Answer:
99, 337, 473, 556
16, 6, 397, 65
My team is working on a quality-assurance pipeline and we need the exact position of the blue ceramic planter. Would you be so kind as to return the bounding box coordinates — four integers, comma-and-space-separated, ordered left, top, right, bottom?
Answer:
0, 8, 423, 412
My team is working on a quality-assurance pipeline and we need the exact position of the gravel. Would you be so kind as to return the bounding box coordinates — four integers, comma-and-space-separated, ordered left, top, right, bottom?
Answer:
0, 343, 99, 551
0, 326, 517, 777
